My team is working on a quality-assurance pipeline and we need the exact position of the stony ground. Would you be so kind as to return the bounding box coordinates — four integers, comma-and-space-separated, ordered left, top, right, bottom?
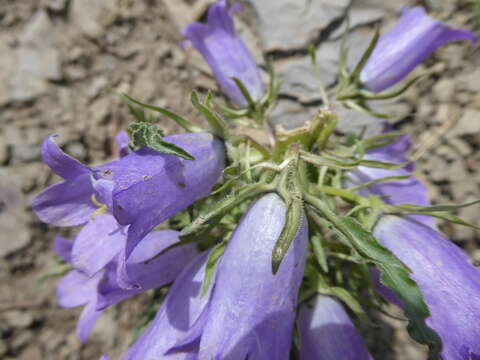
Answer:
0, 0, 478, 359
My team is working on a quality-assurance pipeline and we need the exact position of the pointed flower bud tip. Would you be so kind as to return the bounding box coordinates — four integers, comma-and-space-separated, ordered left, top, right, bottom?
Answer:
360, 6, 477, 92
182, 0, 264, 106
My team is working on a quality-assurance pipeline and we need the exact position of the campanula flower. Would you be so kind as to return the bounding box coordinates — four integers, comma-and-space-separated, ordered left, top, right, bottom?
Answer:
298, 295, 372, 360
360, 7, 477, 92
33, 132, 225, 289
182, 0, 264, 106
97, 132, 225, 288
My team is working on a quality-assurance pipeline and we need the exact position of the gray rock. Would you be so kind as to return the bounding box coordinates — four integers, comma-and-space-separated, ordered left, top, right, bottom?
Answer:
449, 108, 480, 137
462, 68, 480, 93
330, 6, 384, 40
65, 142, 87, 160
0, 169, 30, 257
46, 0, 68, 13
433, 103, 460, 125
0, 340, 6, 357
0, 135, 8, 165
335, 101, 385, 136
250, 0, 350, 52
10, 329, 33, 351
426, 155, 448, 183
417, 100, 434, 120
10, 10, 61, 102
447, 137, 471, 157
18, 346, 43, 360
3, 310, 34, 329
269, 99, 317, 130
86, 76, 108, 101
0, 37, 15, 106
277, 29, 374, 103
11, 144, 41, 163
450, 178, 478, 201
433, 78, 456, 103
70, 0, 117, 38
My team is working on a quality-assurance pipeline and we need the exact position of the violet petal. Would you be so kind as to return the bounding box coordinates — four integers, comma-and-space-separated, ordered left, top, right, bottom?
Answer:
54, 236, 73, 263
115, 131, 131, 158
56, 270, 102, 308
77, 300, 104, 344
122, 252, 211, 359
71, 214, 127, 277
41, 135, 91, 180
96, 230, 199, 310
31, 173, 96, 227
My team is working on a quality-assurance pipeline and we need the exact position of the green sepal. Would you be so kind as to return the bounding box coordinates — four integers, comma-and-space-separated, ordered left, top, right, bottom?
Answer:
258, 59, 280, 110
344, 99, 392, 119
359, 74, 427, 101
181, 183, 273, 237
116, 92, 202, 132
424, 212, 480, 230
310, 233, 329, 273
201, 240, 227, 297
362, 131, 406, 150
191, 91, 226, 137
272, 160, 304, 274
387, 200, 480, 230
231, 77, 256, 108
127, 122, 195, 160
301, 151, 406, 170
349, 26, 380, 85
390, 199, 480, 213
272, 198, 304, 274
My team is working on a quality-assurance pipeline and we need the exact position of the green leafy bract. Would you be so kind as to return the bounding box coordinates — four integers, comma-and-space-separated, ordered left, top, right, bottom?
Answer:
127, 122, 195, 160
330, 216, 442, 359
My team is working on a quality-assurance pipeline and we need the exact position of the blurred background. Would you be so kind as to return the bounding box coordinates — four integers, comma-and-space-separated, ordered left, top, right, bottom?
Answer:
0, 0, 478, 359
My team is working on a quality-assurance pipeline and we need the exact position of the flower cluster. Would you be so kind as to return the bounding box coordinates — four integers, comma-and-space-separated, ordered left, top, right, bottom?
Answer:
33, 1, 479, 359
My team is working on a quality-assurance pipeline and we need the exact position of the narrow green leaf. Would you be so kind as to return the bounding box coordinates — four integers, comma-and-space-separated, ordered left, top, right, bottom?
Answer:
392, 199, 480, 213
191, 91, 226, 136
336, 218, 442, 358
181, 184, 272, 237
272, 161, 304, 274
350, 26, 380, 82
116, 92, 201, 132
344, 99, 391, 119
360, 74, 427, 101
272, 198, 303, 274
310, 234, 329, 272
358, 160, 406, 170
147, 139, 195, 160
301, 151, 405, 171
201, 241, 226, 297
231, 77, 255, 108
